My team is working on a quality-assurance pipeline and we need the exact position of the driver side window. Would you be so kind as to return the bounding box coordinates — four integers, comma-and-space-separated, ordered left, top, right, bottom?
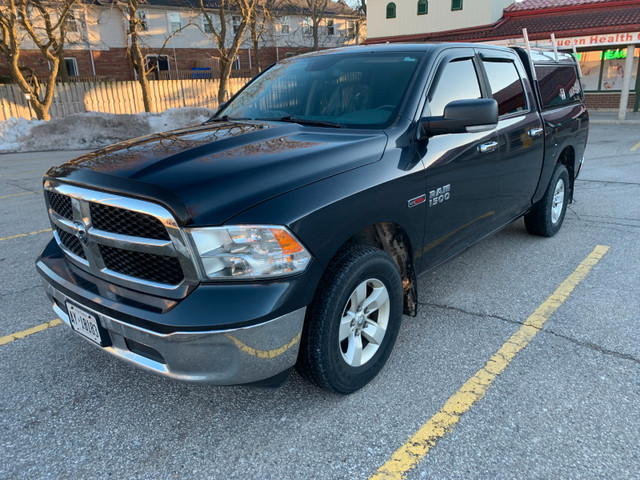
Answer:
427, 58, 481, 117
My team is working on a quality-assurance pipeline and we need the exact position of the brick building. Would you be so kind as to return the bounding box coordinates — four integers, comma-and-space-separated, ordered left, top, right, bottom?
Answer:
0, 0, 363, 82
365, 0, 640, 111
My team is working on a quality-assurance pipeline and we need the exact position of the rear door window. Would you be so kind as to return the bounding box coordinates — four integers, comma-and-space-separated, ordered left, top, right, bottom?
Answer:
482, 60, 527, 116
427, 58, 482, 117
535, 65, 582, 109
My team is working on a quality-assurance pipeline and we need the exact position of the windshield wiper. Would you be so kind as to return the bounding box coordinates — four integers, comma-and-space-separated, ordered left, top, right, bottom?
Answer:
206, 115, 229, 123
205, 116, 253, 123
276, 116, 344, 128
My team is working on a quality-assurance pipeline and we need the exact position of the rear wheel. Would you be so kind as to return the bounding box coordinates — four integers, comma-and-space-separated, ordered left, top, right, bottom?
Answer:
525, 164, 569, 237
296, 246, 403, 394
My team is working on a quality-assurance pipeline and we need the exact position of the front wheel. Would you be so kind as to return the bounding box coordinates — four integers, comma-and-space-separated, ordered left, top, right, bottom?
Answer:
296, 246, 403, 394
525, 164, 570, 237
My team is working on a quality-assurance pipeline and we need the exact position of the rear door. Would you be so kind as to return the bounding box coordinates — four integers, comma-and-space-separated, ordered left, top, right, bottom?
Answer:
418, 49, 501, 270
477, 49, 545, 223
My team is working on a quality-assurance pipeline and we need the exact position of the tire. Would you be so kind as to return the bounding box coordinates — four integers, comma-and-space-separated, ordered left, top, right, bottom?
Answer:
524, 164, 570, 237
296, 246, 403, 394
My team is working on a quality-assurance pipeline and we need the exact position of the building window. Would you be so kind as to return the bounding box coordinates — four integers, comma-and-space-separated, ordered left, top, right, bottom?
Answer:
168, 12, 181, 33
232, 57, 241, 70
348, 21, 357, 38
232, 15, 241, 34
202, 14, 213, 33
302, 17, 312, 36
137, 9, 148, 32
17, 5, 33, 22
451, 0, 463, 11
146, 55, 170, 73
326, 19, 334, 36
417, 0, 428, 15
577, 51, 602, 91
280, 16, 289, 34
66, 11, 80, 32
600, 48, 638, 90
64, 58, 79, 76
386, 2, 396, 19
575, 48, 639, 92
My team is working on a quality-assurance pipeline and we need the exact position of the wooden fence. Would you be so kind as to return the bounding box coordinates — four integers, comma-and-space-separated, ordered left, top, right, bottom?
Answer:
0, 77, 251, 122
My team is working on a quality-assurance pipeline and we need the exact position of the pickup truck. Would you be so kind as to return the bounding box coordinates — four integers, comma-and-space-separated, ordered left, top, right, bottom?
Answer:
37, 44, 588, 394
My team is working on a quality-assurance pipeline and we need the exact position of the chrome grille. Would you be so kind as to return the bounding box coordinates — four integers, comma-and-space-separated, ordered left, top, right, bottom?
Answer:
56, 227, 86, 259
90, 203, 170, 240
44, 181, 198, 296
100, 245, 184, 285
48, 191, 73, 220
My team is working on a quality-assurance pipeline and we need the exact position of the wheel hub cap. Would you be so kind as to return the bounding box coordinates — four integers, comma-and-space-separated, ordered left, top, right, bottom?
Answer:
339, 278, 390, 367
551, 178, 565, 224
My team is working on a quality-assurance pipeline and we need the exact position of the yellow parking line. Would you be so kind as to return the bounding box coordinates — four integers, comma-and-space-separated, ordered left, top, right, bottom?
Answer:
631, 141, 640, 152
370, 245, 610, 480
0, 319, 62, 346
0, 228, 51, 242
0, 191, 36, 200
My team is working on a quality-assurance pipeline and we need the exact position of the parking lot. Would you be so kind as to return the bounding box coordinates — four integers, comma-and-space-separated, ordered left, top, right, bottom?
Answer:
1, 124, 639, 479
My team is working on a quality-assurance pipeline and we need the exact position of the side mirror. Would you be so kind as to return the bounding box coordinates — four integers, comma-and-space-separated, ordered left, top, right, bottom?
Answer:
419, 99, 498, 139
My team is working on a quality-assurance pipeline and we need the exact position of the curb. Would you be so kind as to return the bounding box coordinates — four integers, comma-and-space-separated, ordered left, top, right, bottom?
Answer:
590, 119, 640, 125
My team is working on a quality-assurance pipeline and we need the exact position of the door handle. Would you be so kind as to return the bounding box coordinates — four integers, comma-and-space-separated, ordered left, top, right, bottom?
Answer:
528, 127, 544, 137
478, 141, 498, 154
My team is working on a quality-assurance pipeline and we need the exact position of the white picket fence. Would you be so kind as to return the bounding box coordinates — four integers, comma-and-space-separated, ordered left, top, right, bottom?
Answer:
0, 77, 251, 122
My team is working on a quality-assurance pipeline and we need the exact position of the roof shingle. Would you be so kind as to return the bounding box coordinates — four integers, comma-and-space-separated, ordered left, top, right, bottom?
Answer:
505, 0, 637, 12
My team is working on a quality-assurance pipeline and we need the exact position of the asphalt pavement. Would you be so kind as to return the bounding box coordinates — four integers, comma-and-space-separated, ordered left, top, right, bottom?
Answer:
0, 127, 638, 479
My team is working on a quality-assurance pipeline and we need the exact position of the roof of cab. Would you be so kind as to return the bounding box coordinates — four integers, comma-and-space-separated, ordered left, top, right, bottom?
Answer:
285, 43, 577, 68
285, 42, 518, 60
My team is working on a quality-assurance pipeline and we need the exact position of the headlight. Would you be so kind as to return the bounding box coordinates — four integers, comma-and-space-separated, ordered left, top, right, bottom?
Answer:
188, 225, 311, 279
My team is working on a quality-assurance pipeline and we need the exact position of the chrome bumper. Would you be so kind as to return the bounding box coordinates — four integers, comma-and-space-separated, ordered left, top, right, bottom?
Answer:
44, 281, 306, 385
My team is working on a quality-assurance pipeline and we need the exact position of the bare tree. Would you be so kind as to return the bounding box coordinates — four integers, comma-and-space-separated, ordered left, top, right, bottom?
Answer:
0, 0, 79, 120
110, 0, 191, 113
247, 0, 275, 75
305, 0, 328, 51
200, 0, 259, 104
118, 0, 154, 112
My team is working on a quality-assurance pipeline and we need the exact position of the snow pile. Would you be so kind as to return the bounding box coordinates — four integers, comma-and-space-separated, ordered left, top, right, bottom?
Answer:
0, 107, 216, 153
0, 116, 46, 152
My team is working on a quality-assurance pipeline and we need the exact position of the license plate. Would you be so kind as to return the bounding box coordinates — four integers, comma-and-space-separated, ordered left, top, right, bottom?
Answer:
67, 303, 103, 345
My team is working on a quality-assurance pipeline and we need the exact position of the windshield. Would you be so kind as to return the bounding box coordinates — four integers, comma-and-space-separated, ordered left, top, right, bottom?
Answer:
219, 52, 423, 129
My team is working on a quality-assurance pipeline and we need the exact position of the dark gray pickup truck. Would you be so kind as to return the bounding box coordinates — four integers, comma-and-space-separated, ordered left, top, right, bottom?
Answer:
37, 44, 588, 393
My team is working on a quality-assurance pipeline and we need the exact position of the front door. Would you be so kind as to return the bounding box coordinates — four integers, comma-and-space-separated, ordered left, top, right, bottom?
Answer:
418, 51, 501, 271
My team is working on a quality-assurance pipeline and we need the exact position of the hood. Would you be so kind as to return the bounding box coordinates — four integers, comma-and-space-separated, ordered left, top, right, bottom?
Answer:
46, 120, 388, 225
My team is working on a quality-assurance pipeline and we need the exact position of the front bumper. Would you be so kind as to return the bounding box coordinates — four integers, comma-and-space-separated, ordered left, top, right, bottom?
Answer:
37, 240, 318, 385
46, 280, 305, 384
